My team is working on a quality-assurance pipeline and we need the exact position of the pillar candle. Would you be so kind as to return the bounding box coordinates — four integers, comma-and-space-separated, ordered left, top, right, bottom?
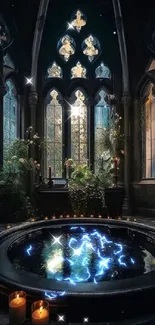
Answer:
114, 157, 118, 176
31, 301, 49, 325
49, 166, 51, 180
9, 292, 26, 325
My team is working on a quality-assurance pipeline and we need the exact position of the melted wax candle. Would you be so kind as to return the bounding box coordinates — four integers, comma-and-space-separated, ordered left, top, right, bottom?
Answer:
32, 305, 49, 325
9, 293, 26, 325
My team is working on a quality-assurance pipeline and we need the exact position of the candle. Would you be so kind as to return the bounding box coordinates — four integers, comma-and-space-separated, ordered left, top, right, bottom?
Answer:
32, 301, 49, 325
114, 157, 118, 176
66, 166, 69, 179
49, 166, 51, 180
9, 291, 26, 325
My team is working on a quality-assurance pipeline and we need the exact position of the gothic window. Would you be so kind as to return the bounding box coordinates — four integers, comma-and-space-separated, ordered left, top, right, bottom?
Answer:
70, 89, 87, 164
47, 62, 63, 79
44, 9, 113, 179
94, 89, 112, 173
58, 35, 75, 62
143, 83, 155, 178
3, 79, 18, 158
95, 62, 111, 79
44, 89, 63, 178
71, 62, 87, 79
82, 35, 100, 62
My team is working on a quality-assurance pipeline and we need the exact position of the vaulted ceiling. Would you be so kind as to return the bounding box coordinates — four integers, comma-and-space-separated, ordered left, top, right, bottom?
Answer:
0, 0, 155, 83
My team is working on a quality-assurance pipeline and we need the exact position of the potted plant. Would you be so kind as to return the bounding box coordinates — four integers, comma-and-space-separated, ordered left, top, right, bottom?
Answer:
67, 161, 107, 216
0, 126, 42, 223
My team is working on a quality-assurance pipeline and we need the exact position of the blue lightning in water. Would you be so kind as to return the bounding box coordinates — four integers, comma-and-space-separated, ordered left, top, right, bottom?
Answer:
44, 291, 66, 299
26, 245, 32, 256
27, 226, 136, 286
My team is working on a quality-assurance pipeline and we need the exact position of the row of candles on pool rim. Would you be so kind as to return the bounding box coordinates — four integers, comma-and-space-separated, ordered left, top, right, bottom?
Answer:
9, 291, 49, 325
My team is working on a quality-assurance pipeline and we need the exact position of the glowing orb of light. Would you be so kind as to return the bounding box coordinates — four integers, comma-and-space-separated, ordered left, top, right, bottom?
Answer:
46, 250, 64, 274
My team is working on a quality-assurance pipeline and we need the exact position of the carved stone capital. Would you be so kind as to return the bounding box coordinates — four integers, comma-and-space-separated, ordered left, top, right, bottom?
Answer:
122, 93, 131, 107
28, 91, 38, 108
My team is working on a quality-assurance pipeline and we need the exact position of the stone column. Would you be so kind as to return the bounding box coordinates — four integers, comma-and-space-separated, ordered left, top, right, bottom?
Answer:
112, 0, 131, 213
122, 92, 131, 205
28, 0, 49, 195
0, 48, 6, 166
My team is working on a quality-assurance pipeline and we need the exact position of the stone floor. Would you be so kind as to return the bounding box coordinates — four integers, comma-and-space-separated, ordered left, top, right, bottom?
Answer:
0, 216, 155, 325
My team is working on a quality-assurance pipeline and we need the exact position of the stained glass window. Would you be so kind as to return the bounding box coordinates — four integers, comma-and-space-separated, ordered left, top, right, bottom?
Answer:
58, 35, 75, 62
143, 83, 155, 178
47, 62, 63, 79
94, 89, 112, 173
44, 89, 63, 178
3, 79, 18, 159
82, 35, 100, 62
70, 89, 87, 164
71, 62, 87, 79
95, 62, 111, 79
70, 10, 87, 33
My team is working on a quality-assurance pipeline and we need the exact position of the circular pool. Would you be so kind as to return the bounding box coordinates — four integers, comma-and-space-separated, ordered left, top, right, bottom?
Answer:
1, 218, 155, 321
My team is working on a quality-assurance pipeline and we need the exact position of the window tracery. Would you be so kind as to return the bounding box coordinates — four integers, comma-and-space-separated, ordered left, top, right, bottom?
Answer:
70, 10, 87, 33
47, 62, 63, 79
44, 10, 113, 178
58, 35, 75, 62
82, 35, 100, 62
71, 62, 87, 79
95, 62, 111, 79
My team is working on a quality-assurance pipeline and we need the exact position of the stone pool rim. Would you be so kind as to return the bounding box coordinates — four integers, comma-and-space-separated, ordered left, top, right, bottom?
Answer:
1, 218, 155, 297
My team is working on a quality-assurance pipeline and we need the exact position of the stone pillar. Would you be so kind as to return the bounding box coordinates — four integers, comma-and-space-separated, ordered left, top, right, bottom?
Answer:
122, 92, 131, 206
0, 48, 6, 167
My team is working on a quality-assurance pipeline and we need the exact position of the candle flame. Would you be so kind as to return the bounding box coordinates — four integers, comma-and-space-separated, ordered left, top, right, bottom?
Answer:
16, 294, 19, 300
40, 306, 43, 314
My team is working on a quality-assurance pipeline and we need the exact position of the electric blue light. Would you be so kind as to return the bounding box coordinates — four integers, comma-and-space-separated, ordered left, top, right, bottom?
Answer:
44, 291, 66, 299
40, 227, 137, 285
26, 245, 32, 256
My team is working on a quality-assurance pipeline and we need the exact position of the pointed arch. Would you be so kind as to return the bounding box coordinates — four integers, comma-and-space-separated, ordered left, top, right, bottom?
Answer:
3, 79, 18, 159
44, 88, 63, 178
142, 82, 155, 178
94, 88, 112, 173
70, 88, 88, 164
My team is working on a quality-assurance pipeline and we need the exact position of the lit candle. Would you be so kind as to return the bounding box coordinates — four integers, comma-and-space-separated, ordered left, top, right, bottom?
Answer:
114, 157, 118, 176
9, 291, 26, 325
49, 166, 51, 180
32, 301, 49, 325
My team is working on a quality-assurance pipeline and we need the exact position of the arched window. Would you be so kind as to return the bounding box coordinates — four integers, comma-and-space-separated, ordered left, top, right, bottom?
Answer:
70, 89, 88, 164
44, 9, 114, 179
94, 89, 112, 173
3, 79, 18, 158
143, 83, 155, 178
44, 89, 63, 178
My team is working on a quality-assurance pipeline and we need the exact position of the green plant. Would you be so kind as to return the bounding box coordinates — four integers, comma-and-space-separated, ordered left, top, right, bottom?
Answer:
0, 126, 49, 222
